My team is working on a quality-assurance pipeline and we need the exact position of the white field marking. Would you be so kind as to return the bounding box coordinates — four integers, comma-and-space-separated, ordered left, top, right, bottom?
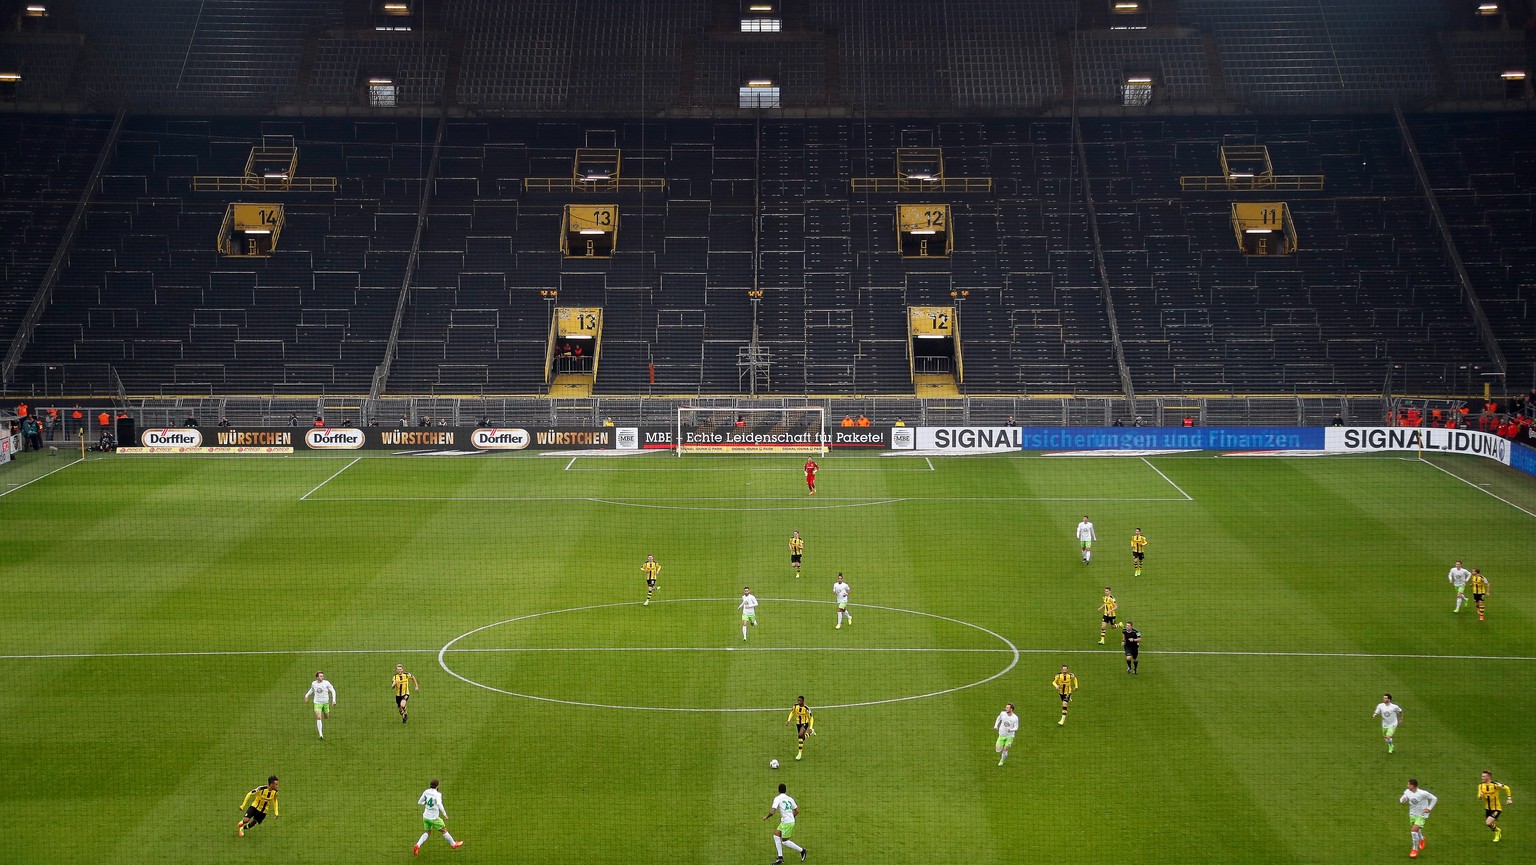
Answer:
301, 495, 1190, 503
1140, 457, 1193, 501
585, 497, 907, 512
891, 447, 1015, 456
0, 648, 430, 660
299, 455, 361, 500
0, 457, 84, 499
1045, 449, 1201, 458
539, 449, 665, 458
448, 646, 1011, 653
1417, 455, 1536, 520
5, 646, 1534, 663
437, 598, 1020, 713
561, 463, 929, 473
1217, 450, 1349, 458
564, 457, 577, 471
925, 456, 935, 471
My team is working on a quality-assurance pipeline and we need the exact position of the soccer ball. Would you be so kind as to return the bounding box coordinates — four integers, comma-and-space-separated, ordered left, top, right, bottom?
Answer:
770, 759, 780, 769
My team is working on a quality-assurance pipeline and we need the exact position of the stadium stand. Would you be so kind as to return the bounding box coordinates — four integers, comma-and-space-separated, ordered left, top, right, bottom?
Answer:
0, 115, 113, 354
1406, 114, 1536, 387
1176, 0, 1440, 109
1438, 29, 1531, 102
0, 0, 1531, 413
1070, 30, 1214, 106
15, 116, 436, 394
306, 33, 450, 108
72, 0, 339, 110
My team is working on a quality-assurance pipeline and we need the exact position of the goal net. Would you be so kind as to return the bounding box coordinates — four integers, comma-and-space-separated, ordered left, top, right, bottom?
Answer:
675, 406, 827, 456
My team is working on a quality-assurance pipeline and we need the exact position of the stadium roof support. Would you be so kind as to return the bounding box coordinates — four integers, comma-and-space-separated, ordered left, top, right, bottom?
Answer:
1071, 114, 1136, 402
1394, 104, 1507, 382
368, 113, 446, 407
2, 109, 124, 387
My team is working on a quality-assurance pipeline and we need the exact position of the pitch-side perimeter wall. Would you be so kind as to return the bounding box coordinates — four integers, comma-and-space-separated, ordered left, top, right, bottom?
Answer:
116, 424, 1536, 482
890, 425, 1534, 482
131, 427, 620, 452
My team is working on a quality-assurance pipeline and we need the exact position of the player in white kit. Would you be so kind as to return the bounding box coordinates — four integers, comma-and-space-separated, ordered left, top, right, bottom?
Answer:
1373, 694, 1403, 754
1447, 560, 1471, 613
1399, 778, 1436, 858
833, 573, 852, 629
1076, 516, 1097, 564
304, 671, 337, 739
762, 782, 806, 863
993, 703, 1020, 766
739, 587, 759, 641
413, 779, 464, 855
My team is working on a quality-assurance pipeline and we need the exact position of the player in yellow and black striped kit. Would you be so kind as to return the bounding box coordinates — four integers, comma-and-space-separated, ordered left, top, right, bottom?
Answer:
1098, 587, 1118, 644
786, 696, 815, 761
236, 776, 279, 837
393, 664, 420, 724
1479, 771, 1513, 842
642, 555, 661, 606
1052, 666, 1078, 726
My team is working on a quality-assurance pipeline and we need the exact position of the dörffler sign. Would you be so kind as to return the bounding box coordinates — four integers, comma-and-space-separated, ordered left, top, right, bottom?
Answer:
141, 429, 205, 448
306, 428, 366, 449
470, 428, 531, 450
136, 427, 615, 452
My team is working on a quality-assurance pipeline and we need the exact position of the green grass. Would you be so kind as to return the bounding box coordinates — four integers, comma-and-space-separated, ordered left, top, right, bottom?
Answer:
1, 449, 1532, 864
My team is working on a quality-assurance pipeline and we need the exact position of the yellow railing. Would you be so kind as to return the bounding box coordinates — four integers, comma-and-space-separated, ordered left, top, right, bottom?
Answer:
522, 177, 665, 193
851, 177, 993, 193
191, 176, 339, 192
1178, 174, 1325, 192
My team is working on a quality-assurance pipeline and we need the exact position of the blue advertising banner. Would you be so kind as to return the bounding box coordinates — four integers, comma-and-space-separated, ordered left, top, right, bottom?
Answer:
1511, 441, 1536, 480
1013, 427, 1324, 451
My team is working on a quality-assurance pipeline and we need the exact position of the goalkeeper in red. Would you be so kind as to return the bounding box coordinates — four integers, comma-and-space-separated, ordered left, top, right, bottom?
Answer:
804, 458, 819, 495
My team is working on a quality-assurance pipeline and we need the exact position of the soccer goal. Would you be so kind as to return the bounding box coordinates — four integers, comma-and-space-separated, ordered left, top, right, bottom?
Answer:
675, 405, 827, 456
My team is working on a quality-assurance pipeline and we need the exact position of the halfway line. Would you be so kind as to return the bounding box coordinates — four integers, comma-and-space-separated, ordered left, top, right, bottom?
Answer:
448, 646, 1008, 653
3, 647, 1532, 662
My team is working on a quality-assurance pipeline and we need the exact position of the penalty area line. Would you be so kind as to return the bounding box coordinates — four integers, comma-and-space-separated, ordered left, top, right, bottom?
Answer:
1141, 457, 1193, 501
300, 456, 361, 501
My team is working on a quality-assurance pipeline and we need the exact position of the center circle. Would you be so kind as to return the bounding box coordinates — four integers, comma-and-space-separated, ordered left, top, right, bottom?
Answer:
437, 598, 1019, 712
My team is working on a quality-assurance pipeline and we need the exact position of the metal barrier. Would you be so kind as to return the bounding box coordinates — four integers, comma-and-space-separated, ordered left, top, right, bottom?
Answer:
97, 394, 1393, 430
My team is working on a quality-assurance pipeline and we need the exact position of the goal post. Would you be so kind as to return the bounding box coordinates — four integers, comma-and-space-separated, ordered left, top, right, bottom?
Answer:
675, 406, 828, 456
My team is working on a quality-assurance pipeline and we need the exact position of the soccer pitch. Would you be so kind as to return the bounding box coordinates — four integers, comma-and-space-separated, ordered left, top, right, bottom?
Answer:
1, 450, 1532, 864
